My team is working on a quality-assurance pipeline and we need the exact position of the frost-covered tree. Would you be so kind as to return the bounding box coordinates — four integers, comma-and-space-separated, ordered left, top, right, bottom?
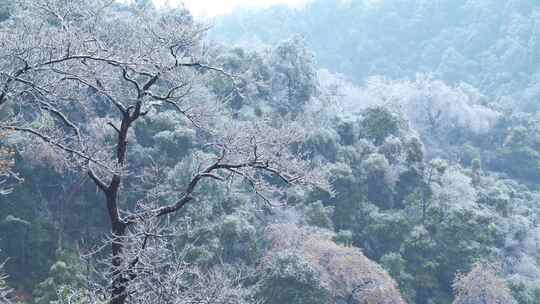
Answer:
335, 75, 500, 148
268, 36, 317, 114
207, 36, 318, 117
453, 263, 516, 304
0, 131, 15, 195
0, 262, 12, 304
260, 224, 406, 304
0, 1, 330, 303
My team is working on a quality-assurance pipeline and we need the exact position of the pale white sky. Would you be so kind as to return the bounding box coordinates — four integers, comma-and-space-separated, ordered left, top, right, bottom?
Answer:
154, 0, 310, 17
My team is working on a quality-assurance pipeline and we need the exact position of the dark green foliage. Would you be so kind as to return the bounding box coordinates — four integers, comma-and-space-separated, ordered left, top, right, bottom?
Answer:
332, 229, 352, 246
0, 0, 12, 22
300, 201, 334, 229
257, 252, 331, 304
32, 251, 85, 303
510, 282, 540, 304
381, 252, 416, 302
293, 105, 540, 304
360, 107, 402, 146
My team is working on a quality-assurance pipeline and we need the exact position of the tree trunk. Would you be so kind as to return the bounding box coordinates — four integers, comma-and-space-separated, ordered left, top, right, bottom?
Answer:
103, 179, 128, 304
109, 193, 127, 304
111, 227, 127, 304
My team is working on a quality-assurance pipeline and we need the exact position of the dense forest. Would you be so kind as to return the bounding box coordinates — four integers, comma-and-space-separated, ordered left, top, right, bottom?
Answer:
1, 0, 540, 303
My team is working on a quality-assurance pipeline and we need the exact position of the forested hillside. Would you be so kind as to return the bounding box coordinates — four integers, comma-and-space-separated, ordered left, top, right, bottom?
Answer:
212, 0, 540, 109
1, 1, 540, 304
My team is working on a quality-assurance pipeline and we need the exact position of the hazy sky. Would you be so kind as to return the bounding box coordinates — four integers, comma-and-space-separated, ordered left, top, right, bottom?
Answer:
154, 0, 310, 17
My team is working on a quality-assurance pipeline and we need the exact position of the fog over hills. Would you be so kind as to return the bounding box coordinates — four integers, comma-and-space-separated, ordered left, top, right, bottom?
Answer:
211, 0, 540, 111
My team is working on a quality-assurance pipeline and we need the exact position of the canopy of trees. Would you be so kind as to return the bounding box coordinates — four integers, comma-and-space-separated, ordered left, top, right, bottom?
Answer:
1, 1, 540, 304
